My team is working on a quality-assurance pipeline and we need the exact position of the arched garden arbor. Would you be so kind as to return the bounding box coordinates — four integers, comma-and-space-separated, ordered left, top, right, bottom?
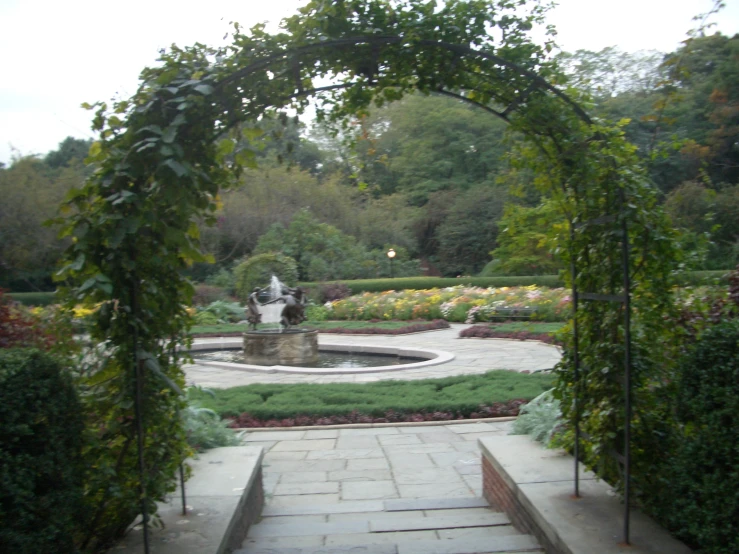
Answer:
59, 0, 678, 549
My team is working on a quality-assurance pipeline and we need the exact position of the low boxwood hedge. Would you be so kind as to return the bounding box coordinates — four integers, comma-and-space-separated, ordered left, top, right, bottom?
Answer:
301, 275, 565, 294
302, 270, 729, 295
6, 292, 57, 306
0, 349, 85, 554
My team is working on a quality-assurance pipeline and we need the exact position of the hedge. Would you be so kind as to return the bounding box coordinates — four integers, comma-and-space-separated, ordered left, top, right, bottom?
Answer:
671, 269, 732, 286
6, 292, 57, 306
302, 270, 731, 294
233, 252, 299, 303
0, 349, 85, 554
301, 275, 565, 294
645, 321, 739, 554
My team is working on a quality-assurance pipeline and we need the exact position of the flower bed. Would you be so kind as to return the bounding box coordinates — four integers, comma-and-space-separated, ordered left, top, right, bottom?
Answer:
459, 325, 561, 344
227, 400, 528, 428
325, 285, 571, 323
317, 319, 449, 334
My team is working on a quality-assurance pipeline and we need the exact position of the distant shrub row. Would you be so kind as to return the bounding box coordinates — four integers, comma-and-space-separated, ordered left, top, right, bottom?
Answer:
7, 270, 730, 306
672, 269, 731, 286
303, 270, 732, 295
302, 275, 565, 294
6, 292, 57, 306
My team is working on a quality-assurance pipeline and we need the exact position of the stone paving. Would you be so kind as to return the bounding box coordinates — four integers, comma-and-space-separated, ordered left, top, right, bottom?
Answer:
183, 323, 561, 389
236, 420, 544, 553
185, 325, 556, 552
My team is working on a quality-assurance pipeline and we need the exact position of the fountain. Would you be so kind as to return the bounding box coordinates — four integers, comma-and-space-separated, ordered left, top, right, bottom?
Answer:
242, 277, 318, 366
188, 275, 455, 374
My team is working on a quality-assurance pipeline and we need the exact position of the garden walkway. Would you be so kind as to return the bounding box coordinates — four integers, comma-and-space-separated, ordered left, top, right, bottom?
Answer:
235, 419, 543, 554
183, 323, 561, 389
183, 325, 556, 552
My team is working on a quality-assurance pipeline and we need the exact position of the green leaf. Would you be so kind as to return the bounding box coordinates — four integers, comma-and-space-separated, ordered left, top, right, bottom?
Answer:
162, 159, 188, 177
78, 277, 97, 293
193, 83, 214, 95
242, 127, 264, 140
217, 139, 235, 157
162, 126, 177, 144
88, 142, 103, 158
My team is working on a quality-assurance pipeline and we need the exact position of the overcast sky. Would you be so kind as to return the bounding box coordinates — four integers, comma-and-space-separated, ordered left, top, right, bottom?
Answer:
1, 0, 737, 165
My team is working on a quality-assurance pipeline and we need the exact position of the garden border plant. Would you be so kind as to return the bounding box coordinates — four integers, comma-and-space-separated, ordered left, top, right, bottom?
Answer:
55, 0, 679, 548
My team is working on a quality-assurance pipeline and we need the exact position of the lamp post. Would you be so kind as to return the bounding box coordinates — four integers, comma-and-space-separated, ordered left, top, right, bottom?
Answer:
387, 248, 396, 278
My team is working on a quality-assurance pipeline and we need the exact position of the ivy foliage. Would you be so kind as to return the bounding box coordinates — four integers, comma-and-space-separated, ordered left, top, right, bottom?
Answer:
56, 0, 678, 544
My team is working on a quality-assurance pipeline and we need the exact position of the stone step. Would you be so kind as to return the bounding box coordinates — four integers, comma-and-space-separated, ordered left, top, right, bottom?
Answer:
396, 534, 542, 553
384, 496, 492, 512
240, 496, 542, 554
236, 532, 541, 554
249, 512, 510, 538
371, 512, 510, 532
262, 499, 385, 517
235, 544, 397, 554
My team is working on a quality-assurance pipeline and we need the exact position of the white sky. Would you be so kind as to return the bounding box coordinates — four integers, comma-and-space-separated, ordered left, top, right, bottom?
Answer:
0, 0, 737, 165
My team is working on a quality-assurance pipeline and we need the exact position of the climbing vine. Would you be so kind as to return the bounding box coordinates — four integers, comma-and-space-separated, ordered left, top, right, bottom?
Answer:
56, 0, 679, 545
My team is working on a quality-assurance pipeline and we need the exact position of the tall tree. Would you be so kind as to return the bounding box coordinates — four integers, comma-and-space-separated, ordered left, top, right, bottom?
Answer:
436, 184, 507, 275
0, 157, 84, 289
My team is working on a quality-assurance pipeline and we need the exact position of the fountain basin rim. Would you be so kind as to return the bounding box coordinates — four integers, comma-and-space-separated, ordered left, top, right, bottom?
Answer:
244, 328, 315, 335
187, 338, 454, 375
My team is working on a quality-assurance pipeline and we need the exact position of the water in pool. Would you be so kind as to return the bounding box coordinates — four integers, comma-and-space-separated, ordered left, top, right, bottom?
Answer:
194, 349, 423, 368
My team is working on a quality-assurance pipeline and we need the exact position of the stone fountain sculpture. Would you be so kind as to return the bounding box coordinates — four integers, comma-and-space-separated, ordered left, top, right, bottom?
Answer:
242, 278, 317, 366
245, 287, 263, 331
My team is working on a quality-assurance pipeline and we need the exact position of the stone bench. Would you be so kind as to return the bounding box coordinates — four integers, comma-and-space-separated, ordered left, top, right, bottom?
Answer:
490, 307, 535, 321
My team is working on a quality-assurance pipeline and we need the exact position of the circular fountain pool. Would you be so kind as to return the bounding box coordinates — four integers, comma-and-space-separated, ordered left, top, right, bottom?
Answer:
196, 348, 425, 369
188, 338, 454, 375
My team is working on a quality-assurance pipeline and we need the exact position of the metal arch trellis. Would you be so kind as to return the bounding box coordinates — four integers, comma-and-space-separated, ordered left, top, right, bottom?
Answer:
127, 34, 635, 552
214, 33, 635, 544
213, 35, 593, 124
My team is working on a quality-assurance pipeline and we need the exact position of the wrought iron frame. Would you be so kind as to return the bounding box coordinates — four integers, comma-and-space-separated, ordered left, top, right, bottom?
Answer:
130, 33, 635, 552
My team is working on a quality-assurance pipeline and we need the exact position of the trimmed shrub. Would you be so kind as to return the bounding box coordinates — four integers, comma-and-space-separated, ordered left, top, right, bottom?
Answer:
459, 325, 560, 344
194, 311, 219, 325
197, 300, 244, 323
227, 401, 528, 428
189, 371, 554, 422
303, 275, 565, 294
317, 282, 352, 303
318, 319, 449, 334
0, 349, 85, 554
672, 269, 731, 286
192, 284, 228, 306
647, 321, 739, 554
305, 304, 330, 321
301, 270, 729, 294
233, 252, 299, 302
204, 268, 235, 291
6, 291, 57, 306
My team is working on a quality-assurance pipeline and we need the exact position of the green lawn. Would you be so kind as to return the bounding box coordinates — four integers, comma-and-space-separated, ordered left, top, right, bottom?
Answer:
487, 322, 565, 334
189, 370, 554, 420
190, 320, 437, 335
